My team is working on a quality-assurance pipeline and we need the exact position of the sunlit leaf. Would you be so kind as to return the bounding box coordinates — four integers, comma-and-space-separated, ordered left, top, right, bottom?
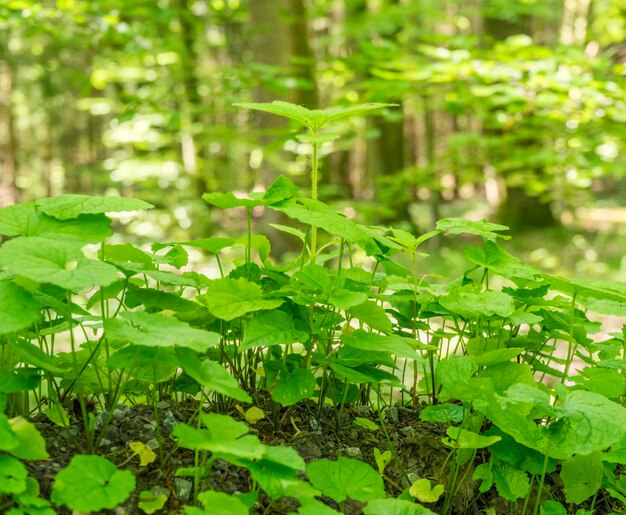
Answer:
0, 282, 40, 334
51, 455, 136, 512
36, 194, 153, 220
129, 441, 157, 466
271, 368, 316, 406
492, 460, 530, 501
409, 478, 445, 503
307, 457, 385, 503
364, 498, 437, 515
341, 329, 428, 359
0, 454, 28, 494
0, 237, 119, 291
465, 241, 541, 281
105, 311, 221, 352
197, 277, 283, 321
436, 218, 510, 240
175, 348, 251, 403
560, 452, 602, 504
241, 310, 308, 351
0, 202, 111, 243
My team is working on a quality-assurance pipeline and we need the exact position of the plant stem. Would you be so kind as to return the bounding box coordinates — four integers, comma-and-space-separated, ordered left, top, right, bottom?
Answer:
532, 453, 550, 515
310, 139, 319, 263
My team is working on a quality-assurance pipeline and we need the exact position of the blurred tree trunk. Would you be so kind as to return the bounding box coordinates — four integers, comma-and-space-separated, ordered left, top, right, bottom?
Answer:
0, 60, 18, 207
248, 0, 301, 189
484, 9, 558, 229
248, 0, 318, 255
176, 0, 206, 195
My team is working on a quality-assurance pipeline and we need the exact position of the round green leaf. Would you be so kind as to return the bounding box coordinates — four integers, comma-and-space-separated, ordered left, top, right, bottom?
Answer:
175, 348, 251, 403
51, 455, 135, 511
0, 454, 28, 494
0, 237, 119, 291
307, 457, 385, 503
0, 282, 40, 334
197, 277, 283, 321
364, 498, 437, 515
8, 416, 48, 460
271, 368, 316, 406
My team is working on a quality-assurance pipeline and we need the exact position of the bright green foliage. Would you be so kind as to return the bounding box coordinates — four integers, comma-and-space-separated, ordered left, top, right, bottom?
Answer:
306, 457, 386, 503
197, 277, 283, 321
363, 498, 438, 515
419, 404, 464, 424
51, 455, 136, 511
0, 282, 40, 334
173, 413, 265, 461
436, 218, 510, 240
105, 311, 221, 352
108, 346, 178, 383
241, 309, 308, 350
491, 460, 530, 501
560, 452, 603, 504
0, 203, 112, 243
0, 455, 28, 494
374, 448, 392, 475
0, 181, 624, 513
6, 418, 48, 460
341, 330, 425, 360
440, 287, 516, 319
540, 500, 568, 515
409, 478, 445, 503
175, 348, 251, 402
138, 487, 169, 514
0, 237, 119, 291
184, 491, 248, 515
464, 241, 542, 281
235, 101, 393, 133
35, 195, 153, 220
271, 368, 316, 405
442, 427, 501, 449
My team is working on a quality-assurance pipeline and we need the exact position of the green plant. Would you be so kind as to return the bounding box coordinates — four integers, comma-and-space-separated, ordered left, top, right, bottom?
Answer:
0, 129, 625, 513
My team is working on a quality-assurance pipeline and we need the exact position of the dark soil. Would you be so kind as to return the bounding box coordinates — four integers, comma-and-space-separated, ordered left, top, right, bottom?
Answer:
24, 398, 513, 514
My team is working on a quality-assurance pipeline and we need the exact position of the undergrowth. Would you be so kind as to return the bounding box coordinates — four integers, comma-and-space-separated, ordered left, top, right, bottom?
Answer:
0, 102, 625, 515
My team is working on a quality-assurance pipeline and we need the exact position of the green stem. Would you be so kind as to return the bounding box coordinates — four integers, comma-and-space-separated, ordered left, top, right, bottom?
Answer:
561, 293, 577, 382
532, 453, 550, 515
310, 139, 319, 263
246, 207, 252, 277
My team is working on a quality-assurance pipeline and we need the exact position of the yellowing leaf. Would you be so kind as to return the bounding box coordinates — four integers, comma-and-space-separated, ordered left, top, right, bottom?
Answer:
409, 478, 444, 503
129, 441, 157, 466
244, 407, 266, 425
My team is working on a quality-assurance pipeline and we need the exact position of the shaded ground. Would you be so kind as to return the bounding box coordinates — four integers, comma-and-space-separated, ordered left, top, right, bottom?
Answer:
26, 397, 514, 515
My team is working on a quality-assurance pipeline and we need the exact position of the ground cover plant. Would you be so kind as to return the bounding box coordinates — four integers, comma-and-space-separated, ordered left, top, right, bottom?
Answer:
0, 102, 625, 515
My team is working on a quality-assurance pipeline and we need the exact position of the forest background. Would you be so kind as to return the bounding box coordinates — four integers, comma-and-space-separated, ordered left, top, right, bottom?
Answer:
0, 0, 625, 279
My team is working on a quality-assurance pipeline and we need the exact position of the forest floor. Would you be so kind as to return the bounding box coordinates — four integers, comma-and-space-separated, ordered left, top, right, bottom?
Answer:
27, 397, 545, 515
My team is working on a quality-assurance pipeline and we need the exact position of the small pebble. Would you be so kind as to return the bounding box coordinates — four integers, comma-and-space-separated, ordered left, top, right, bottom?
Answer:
162, 410, 179, 433
399, 426, 414, 437
146, 438, 159, 450
143, 421, 157, 431
174, 478, 192, 501
344, 447, 363, 460
308, 417, 320, 431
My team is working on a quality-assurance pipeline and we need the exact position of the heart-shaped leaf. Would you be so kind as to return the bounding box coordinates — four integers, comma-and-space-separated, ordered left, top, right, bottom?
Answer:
307, 457, 385, 503
0, 237, 119, 291
51, 455, 135, 511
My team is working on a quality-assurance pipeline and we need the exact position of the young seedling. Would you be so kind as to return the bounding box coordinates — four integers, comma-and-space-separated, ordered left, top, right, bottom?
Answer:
235, 100, 395, 262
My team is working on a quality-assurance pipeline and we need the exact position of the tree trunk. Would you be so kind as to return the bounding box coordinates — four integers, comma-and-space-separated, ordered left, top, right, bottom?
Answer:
0, 60, 18, 208
483, 6, 558, 229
